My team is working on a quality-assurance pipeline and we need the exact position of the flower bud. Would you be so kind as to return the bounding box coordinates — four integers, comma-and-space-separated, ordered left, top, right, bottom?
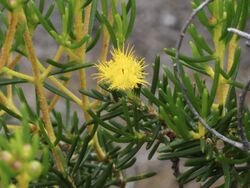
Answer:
12, 161, 23, 173
27, 161, 42, 179
216, 140, 225, 151
21, 144, 33, 160
8, 184, 17, 188
9, 0, 19, 9
0, 151, 14, 164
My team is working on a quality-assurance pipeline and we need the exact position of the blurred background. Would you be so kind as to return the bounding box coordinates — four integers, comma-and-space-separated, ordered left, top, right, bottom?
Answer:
25, 0, 250, 187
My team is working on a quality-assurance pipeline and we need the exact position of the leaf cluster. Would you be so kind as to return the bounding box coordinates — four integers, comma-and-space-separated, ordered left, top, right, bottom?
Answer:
0, 0, 250, 188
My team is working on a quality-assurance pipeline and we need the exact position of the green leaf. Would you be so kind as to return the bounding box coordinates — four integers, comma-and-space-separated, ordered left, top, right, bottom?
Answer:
46, 59, 76, 69
0, 0, 12, 11
148, 141, 160, 160
125, 0, 136, 39
54, 112, 63, 145
121, 1, 128, 35
49, 63, 93, 76
202, 174, 222, 188
16, 88, 36, 121
228, 47, 241, 78
118, 157, 136, 170
67, 135, 79, 163
222, 162, 232, 188
0, 160, 14, 177
220, 0, 234, 40
67, 35, 90, 49
126, 172, 157, 182
116, 142, 143, 169
30, 181, 58, 187
188, 24, 213, 54
159, 107, 178, 134
37, 120, 53, 147
83, 0, 93, 8
142, 88, 167, 108
93, 163, 112, 188
184, 157, 209, 166
79, 89, 107, 101
100, 0, 108, 15
86, 26, 102, 52
72, 134, 91, 173
88, 0, 98, 34
179, 164, 212, 184
0, 103, 21, 120
44, 83, 72, 101
97, 12, 117, 48
201, 88, 208, 117
151, 55, 160, 95
31, 1, 59, 38
238, 0, 248, 31
0, 78, 27, 86
45, 2, 55, 19
39, 0, 45, 12
122, 98, 132, 132
192, 0, 210, 28
158, 146, 201, 160
164, 48, 215, 63
177, 166, 202, 184
208, 60, 220, 108
0, 136, 10, 150
89, 111, 132, 137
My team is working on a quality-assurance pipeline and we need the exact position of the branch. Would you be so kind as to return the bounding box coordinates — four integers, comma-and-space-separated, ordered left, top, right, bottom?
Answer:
173, 0, 247, 151
228, 28, 250, 41
171, 158, 183, 188
238, 79, 250, 149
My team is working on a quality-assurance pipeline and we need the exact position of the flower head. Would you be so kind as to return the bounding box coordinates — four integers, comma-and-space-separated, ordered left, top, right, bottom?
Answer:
95, 46, 147, 90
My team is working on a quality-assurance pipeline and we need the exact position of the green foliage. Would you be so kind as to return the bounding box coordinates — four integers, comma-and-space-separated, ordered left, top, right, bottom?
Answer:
0, 0, 250, 187
0, 104, 44, 187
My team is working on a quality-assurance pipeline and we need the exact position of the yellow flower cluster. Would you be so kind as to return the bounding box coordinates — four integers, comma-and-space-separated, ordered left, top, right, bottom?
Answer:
96, 46, 147, 90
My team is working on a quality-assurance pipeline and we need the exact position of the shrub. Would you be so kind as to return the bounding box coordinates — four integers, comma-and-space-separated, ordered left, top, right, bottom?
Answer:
0, 0, 250, 187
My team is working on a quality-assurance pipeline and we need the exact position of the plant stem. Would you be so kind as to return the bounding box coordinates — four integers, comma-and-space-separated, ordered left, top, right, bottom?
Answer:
74, 0, 106, 160
171, 158, 183, 188
227, 35, 237, 73
7, 54, 22, 69
48, 76, 83, 106
48, 73, 71, 112
7, 55, 13, 102
75, 0, 91, 114
34, 59, 82, 106
1, 67, 34, 82
100, 11, 113, 62
19, 9, 65, 174
173, 0, 246, 150
42, 46, 71, 111
0, 12, 18, 69
17, 173, 30, 188
0, 91, 19, 114
224, 34, 237, 89
41, 46, 64, 79
213, 20, 226, 105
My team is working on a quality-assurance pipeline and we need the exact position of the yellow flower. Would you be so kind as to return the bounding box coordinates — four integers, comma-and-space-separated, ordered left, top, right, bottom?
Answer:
95, 46, 147, 90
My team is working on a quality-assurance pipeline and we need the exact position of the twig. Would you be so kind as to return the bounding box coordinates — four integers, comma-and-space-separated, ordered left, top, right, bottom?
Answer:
19, 8, 66, 174
171, 158, 183, 188
238, 79, 250, 149
228, 28, 250, 41
245, 41, 250, 48
173, 0, 247, 151
0, 12, 18, 69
